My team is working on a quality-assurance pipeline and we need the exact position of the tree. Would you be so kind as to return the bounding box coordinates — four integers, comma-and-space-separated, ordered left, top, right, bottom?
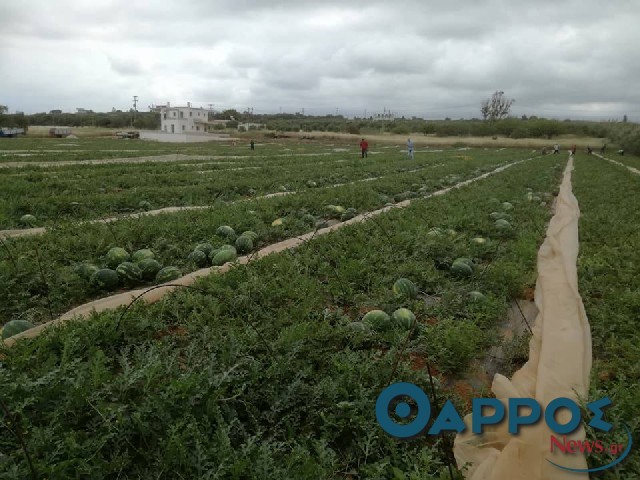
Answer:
481, 91, 515, 121
0, 105, 8, 114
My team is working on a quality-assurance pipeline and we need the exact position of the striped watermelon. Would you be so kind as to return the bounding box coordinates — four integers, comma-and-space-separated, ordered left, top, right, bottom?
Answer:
240, 231, 259, 242
74, 263, 99, 281
194, 242, 214, 256
211, 249, 237, 266
216, 225, 236, 241
188, 249, 209, 267
105, 247, 130, 269
235, 236, 253, 254
138, 258, 163, 280
392, 308, 416, 329
131, 249, 155, 263
156, 266, 182, 283
362, 310, 392, 331
90, 269, 120, 290
19, 214, 37, 227
393, 278, 418, 300
116, 262, 142, 284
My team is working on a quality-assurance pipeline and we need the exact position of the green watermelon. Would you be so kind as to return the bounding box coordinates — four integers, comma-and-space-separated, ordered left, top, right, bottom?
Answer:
2, 319, 35, 339
502, 202, 513, 211
306, 180, 317, 188
346, 321, 370, 333
240, 231, 259, 242
362, 310, 392, 331
392, 308, 416, 329
469, 291, 487, 302
340, 210, 357, 221
495, 219, 512, 230
131, 249, 155, 263
138, 200, 152, 211
272, 218, 284, 227
216, 225, 236, 241
188, 249, 209, 267
315, 220, 329, 229
450, 262, 473, 277
155, 266, 182, 283
427, 227, 444, 237
489, 211, 511, 221
74, 263, 99, 281
301, 214, 316, 225
90, 269, 120, 290
219, 244, 237, 252
471, 237, 487, 244
19, 214, 37, 227
194, 242, 215, 256
138, 258, 163, 280
105, 247, 129, 269
453, 258, 474, 269
211, 249, 237, 266
235, 236, 253, 254
393, 278, 418, 300
116, 262, 143, 284
446, 229, 457, 237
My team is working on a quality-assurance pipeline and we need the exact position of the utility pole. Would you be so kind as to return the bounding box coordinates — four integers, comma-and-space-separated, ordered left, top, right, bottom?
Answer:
132, 95, 138, 128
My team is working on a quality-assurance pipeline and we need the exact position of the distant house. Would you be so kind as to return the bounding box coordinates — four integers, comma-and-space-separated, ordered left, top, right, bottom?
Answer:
49, 109, 62, 115
160, 102, 211, 134
76, 108, 93, 114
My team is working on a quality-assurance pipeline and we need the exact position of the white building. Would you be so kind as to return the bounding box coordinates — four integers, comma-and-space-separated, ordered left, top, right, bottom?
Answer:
160, 102, 211, 134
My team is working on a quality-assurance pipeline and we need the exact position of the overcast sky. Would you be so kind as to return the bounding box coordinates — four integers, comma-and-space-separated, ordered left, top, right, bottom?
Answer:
1, 0, 638, 120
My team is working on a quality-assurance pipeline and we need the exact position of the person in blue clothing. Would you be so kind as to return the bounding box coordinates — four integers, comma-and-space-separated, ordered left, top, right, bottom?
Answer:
407, 138, 414, 159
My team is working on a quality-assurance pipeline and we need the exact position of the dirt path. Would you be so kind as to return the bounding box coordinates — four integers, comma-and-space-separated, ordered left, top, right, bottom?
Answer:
594, 153, 640, 175
3, 154, 540, 347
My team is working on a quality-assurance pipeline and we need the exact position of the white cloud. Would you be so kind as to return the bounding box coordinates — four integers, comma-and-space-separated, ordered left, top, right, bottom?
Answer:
0, 0, 639, 120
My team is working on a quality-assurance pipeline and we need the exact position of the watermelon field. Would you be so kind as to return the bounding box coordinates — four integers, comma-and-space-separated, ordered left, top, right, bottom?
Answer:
1, 137, 639, 479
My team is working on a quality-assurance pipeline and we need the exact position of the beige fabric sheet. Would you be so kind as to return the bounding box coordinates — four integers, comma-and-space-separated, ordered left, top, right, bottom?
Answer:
454, 156, 592, 479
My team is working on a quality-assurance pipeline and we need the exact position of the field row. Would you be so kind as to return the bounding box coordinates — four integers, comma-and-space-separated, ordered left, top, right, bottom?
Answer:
0, 151, 538, 326
0, 149, 530, 229
0, 154, 562, 477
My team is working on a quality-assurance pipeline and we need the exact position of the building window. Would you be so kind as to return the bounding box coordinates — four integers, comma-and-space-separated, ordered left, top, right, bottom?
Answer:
180, 111, 184, 119
196, 126, 200, 131
182, 125, 185, 131
173, 111, 176, 116
163, 113, 166, 119
190, 111, 192, 117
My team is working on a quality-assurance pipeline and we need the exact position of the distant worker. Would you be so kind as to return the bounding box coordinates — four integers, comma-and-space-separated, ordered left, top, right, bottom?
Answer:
553, 144, 560, 154
359, 138, 369, 158
250, 139, 255, 151
587, 146, 593, 154
618, 149, 625, 156
542, 146, 548, 155
600, 144, 607, 154
570, 144, 577, 156
407, 138, 414, 159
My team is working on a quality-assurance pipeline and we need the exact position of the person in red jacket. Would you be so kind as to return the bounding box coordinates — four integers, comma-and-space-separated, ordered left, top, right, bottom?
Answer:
359, 138, 369, 158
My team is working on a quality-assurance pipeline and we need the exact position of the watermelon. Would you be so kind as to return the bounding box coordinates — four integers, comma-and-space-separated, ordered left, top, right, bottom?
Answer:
131, 249, 155, 263
116, 262, 143, 284
138, 200, 152, 211
495, 219, 512, 230
19, 214, 37, 227
90, 269, 120, 290
211, 249, 237, 266
340, 210, 357, 221
138, 258, 162, 280
427, 227, 444, 237
188, 249, 209, 267
450, 262, 473, 277
362, 310, 392, 331
235, 236, 253, 254
392, 308, 416, 329
346, 321, 370, 333
219, 244, 237, 253
315, 220, 329, 229
2, 319, 35, 340
216, 225, 236, 241
271, 218, 284, 227
453, 257, 474, 269
471, 237, 487, 244
240, 231, 259, 242
194, 242, 215, 256
502, 202, 513, 211
74, 263, 99, 281
155, 266, 182, 283
446, 229, 457, 237
105, 247, 129, 269
306, 180, 317, 188
489, 211, 511, 221
469, 291, 487, 302
393, 278, 418, 300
